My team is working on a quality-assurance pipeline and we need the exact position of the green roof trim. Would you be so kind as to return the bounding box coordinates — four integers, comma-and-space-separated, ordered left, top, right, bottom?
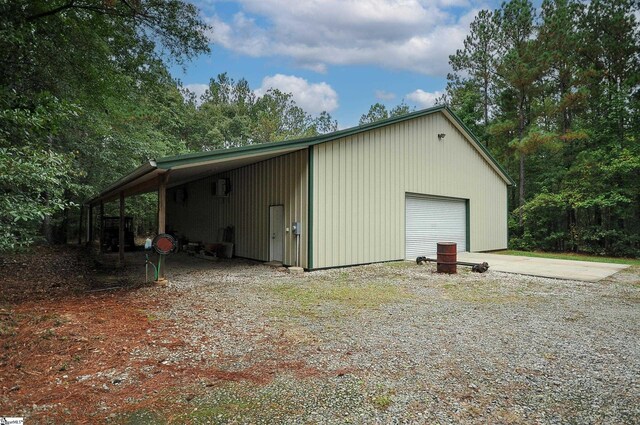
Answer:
154, 105, 514, 185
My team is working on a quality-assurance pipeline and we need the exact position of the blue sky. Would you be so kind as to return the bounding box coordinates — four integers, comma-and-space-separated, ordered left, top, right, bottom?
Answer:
171, 0, 501, 127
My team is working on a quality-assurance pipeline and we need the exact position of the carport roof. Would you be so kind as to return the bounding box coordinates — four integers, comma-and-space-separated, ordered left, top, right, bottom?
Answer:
87, 105, 515, 205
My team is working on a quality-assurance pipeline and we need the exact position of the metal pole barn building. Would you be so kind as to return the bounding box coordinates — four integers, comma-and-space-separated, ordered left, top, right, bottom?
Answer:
86, 105, 514, 271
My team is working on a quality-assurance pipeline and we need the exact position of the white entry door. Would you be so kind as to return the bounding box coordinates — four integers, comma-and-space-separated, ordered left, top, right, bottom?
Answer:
269, 205, 284, 262
405, 194, 467, 259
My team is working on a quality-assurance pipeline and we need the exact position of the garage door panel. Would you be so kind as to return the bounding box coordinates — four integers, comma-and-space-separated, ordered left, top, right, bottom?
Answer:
405, 195, 466, 258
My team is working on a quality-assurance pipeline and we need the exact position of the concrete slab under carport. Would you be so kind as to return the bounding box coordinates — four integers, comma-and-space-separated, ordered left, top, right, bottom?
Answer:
457, 252, 629, 282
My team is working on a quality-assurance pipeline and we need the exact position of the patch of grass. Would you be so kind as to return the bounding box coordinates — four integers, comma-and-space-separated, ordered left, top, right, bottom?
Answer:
31, 313, 68, 328
497, 250, 640, 266
618, 265, 640, 276
371, 387, 396, 410
0, 310, 17, 337
174, 376, 368, 424
40, 328, 56, 339
385, 261, 414, 269
142, 310, 158, 322
270, 281, 412, 318
372, 394, 393, 410
112, 409, 166, 425
175, 382, 299, 423
441, 281, 537, 304
184, 398, 261, 423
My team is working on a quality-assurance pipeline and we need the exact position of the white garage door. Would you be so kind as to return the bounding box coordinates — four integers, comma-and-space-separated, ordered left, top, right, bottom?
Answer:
405, 194, 467, 259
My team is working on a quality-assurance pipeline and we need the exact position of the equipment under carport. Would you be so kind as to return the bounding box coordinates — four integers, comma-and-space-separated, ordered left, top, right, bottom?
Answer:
101, 216, 135, 252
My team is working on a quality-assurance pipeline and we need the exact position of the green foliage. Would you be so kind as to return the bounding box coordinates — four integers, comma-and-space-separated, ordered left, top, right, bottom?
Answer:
0, 0, 211, 249
0, 2, 339, 251
358, 101, 413, 125
0, 92, 82, 250
509, 192, 567, 251
448, 9, 499, 145
190, 73, 339, 150
0, 146, 78, 251
448, 0, 640, 257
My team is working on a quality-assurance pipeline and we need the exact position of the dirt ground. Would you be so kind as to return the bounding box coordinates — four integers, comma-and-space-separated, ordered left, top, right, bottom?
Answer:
1, 247, 639, 424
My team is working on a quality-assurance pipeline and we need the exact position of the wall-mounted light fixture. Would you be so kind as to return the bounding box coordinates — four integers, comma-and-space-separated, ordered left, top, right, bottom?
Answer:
438, 133, 446, 141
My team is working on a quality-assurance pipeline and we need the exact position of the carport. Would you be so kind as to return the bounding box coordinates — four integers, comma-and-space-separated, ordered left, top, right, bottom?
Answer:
83, 141, 310, 278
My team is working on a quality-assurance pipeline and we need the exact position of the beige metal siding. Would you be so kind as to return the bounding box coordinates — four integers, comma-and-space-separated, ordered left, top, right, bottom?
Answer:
312, 111, 507, 268
167, 150, 308, 267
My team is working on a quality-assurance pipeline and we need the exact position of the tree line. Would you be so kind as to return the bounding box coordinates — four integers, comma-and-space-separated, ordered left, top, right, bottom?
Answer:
445, 0, 639, 257
0, 1, 337, 251
1, 0, 638, 258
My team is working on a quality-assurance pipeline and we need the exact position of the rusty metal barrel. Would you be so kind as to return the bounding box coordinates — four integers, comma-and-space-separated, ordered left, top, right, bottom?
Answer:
436, 242, 457, 274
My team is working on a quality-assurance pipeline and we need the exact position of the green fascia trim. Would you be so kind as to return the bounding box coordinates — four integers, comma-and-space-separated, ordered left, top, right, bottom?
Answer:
307, 146, 314, 270
156, 141, 314, 169
465, 199, 471, 252
443, 107, 516, 186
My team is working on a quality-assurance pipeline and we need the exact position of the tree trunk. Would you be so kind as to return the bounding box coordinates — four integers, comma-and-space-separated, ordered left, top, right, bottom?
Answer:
61, 206, 69, 244
519, 154, 525, 223
43, 192, 53, 244
78, 205, 83, 245
518, 93, 526, 226
483, 77, 489, 148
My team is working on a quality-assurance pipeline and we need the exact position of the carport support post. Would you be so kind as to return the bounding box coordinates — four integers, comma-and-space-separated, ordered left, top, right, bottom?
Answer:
87, 204, 93, 246
99, 201, 104, 253
78, 205, 83, 245
119, 191, 125, 267
157, 173, 168, 281
158, 174, 167, 234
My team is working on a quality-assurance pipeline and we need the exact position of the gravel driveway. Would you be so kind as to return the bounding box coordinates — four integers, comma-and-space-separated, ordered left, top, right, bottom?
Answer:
127, 255, 640, 424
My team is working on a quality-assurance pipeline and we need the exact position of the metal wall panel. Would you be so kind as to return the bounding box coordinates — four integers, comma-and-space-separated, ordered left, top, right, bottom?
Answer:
166, 150, 308, 268
405, 195, 467, 258
311, 111, 508, 268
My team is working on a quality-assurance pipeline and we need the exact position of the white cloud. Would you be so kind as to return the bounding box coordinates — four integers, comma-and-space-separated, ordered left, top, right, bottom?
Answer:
204, 0, 473, 75
375, 90, 396, 101
184, 83, 210, 104
255, 74, 339, 114
435, 0, 471, 7
299, 62, 328, 74
406, 89, 444, 108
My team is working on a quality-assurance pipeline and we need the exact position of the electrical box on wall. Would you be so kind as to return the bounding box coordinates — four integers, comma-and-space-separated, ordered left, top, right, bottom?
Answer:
212, 178, 231, 197
292, 221, 301, 235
